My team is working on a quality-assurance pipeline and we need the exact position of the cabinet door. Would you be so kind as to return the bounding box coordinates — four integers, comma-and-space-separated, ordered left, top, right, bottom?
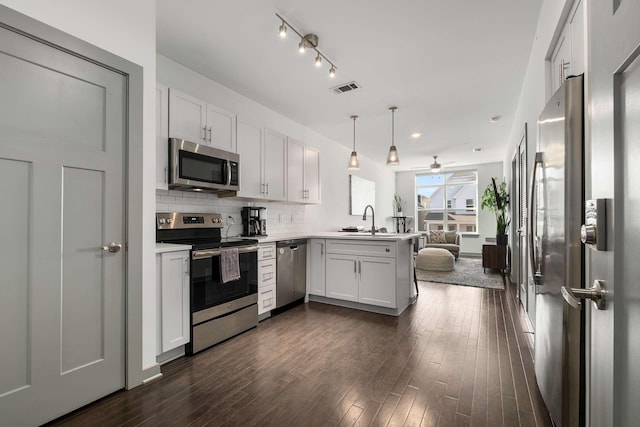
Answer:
206, 104, 235, 152
156, 84, 169, 190
160, 251, 190, 352
236, 117, 265, 198
264, 128, 287, 201
304, 146, 321, 204
325, 254, 358, 302
358, 256, 397, 308
168, 88, 207, 144
287, 138, 305, 203
308, 239, 326, 296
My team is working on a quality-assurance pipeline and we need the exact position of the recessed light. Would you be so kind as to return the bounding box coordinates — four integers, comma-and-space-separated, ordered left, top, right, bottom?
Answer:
490, 115, 501, 123
473, 147, 482, 152
411, 132, 422, 138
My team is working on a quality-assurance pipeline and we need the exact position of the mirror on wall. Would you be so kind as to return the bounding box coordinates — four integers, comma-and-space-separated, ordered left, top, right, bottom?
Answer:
349, 175, 375, 215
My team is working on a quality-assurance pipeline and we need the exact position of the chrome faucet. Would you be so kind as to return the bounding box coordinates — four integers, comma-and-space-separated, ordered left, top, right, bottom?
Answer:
362, 205, 376, 235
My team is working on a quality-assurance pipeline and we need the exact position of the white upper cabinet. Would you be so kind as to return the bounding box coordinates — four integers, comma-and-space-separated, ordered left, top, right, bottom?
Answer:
168, 89, 206, 144
304, 146, 321, 204
550, 0, 585, 93
236, 117, 265, 198
168, 88, 235, 152
206, 103, 236, 152
156, 83, 169, 190
287, 138, 305, 203
287, 139, 321, 204
264, 128, 287, 201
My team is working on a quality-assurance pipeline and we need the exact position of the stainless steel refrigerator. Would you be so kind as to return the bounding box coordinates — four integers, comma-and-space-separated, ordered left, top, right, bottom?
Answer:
530, 74, 584, 427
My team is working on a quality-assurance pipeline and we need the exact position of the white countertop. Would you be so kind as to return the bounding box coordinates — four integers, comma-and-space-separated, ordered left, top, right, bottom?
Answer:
246, 232, 420, 244
155, 243, 192, 253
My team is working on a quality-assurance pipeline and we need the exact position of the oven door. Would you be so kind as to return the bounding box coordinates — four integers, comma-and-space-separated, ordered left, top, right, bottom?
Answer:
190, 245, 258, 314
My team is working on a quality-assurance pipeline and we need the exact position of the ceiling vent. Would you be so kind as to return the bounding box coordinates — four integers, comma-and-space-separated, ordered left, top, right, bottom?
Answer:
331, 81, 361, 94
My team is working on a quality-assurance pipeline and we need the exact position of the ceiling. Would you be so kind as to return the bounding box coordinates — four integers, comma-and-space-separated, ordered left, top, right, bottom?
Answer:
156, 0, 542, 171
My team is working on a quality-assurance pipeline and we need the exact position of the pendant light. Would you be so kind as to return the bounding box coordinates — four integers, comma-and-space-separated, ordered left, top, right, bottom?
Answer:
348, 115, 360, 170
386, 106, 400, 165
430, 155, 442, 173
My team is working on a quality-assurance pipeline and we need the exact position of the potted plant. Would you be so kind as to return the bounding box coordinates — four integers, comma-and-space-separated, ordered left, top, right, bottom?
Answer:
480, 178, 510, 245
393, 194, 405, 216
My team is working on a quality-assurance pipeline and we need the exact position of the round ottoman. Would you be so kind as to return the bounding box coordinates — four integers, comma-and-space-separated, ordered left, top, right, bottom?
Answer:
416, 247, 455, 272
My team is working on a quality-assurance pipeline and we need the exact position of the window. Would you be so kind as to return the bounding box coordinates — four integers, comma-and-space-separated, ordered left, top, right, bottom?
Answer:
416, 170, 478, 233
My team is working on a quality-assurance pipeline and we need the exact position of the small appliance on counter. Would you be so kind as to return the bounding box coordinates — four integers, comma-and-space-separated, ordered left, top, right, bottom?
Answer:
241, 206, 267, 236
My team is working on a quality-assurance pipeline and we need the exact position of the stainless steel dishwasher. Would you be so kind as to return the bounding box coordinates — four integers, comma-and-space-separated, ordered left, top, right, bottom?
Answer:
276, 239, 307, 308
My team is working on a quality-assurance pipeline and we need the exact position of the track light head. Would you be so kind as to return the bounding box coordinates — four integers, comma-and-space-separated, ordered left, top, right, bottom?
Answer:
315, 53, 322, 67
279, 22, 287, 38
298, 40, 306, 53
329, 65, 336, 78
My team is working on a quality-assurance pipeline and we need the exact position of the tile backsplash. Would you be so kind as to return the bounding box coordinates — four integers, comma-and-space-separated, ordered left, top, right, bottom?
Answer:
156, 189, 308, 238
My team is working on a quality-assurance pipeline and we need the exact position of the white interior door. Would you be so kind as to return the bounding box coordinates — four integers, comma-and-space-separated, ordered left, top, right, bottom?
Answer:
0, 21, 126, 426
586, 1, 640, 426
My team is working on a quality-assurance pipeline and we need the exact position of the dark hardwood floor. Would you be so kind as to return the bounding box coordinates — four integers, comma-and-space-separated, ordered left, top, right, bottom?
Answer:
50, 278, 552, 427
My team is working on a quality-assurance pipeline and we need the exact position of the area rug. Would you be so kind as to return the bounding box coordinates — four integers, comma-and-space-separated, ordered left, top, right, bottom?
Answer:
415, 257, 504, 290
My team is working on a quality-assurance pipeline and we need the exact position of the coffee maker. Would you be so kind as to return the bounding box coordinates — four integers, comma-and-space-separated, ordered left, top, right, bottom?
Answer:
241, 206, 267, 236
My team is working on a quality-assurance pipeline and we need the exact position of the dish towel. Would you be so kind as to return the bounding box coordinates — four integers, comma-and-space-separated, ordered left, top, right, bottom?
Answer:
220, 248, 241, 283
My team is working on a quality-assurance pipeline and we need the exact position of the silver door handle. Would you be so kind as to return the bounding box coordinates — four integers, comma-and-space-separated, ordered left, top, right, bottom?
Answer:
102, 242, 122, 253
320, 243, 324, 256
202, 126, 207, 141
561, 280, 606, 310
208, 126, 213, 142
354, 260, 357, 274
529, 152, 543, 285
358, 260, 361, 274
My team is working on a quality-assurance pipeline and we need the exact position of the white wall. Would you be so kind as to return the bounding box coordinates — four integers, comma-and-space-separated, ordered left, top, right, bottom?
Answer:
0, 0, 158, 378
157, 55, 396, 233
502, 0, 573, 175
396, 162, 503, 255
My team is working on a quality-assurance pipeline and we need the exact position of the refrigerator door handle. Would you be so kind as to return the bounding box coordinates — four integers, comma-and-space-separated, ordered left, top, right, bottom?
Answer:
529, 152, 543, 285
561, 280, 607, 310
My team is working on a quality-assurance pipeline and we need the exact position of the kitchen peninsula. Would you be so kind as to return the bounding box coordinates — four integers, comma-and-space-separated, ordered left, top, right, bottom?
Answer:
267, 232, 420, 316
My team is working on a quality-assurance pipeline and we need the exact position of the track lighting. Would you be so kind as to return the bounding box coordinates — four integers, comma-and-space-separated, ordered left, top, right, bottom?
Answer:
430, 156, 442, 173
386, 107, 400, 165
348, 115, 360, 170
276, 13, 337, 79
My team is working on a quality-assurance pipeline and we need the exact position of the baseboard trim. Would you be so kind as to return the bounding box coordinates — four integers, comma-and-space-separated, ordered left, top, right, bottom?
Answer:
142, 365, 162, 384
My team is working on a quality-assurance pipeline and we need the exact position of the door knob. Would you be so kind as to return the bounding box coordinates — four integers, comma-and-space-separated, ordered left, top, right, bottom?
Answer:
561, 280, 606, 310
102, 242, 122, 253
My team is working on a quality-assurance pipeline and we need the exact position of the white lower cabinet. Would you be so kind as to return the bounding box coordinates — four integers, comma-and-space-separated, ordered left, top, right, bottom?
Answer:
308, 239, 326, 296
358, 256, 396, 308
326, 254, 359, 301
156, 250, 190, 354
323, 240, 398, 309
258, 284, 276, 314
258, 243, 277, 315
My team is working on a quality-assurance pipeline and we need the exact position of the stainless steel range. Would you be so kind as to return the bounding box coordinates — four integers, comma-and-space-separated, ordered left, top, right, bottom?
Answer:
156, 212, 259, 355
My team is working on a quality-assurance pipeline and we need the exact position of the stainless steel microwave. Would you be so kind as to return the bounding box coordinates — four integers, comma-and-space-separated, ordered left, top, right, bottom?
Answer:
168, 138, 239, 193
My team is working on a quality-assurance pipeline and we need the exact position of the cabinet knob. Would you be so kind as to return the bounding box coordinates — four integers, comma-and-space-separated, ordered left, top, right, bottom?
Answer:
385, 248, 390, 252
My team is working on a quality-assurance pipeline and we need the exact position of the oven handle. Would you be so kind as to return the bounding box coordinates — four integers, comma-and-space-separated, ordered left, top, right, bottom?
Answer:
192, 245, 259, 260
